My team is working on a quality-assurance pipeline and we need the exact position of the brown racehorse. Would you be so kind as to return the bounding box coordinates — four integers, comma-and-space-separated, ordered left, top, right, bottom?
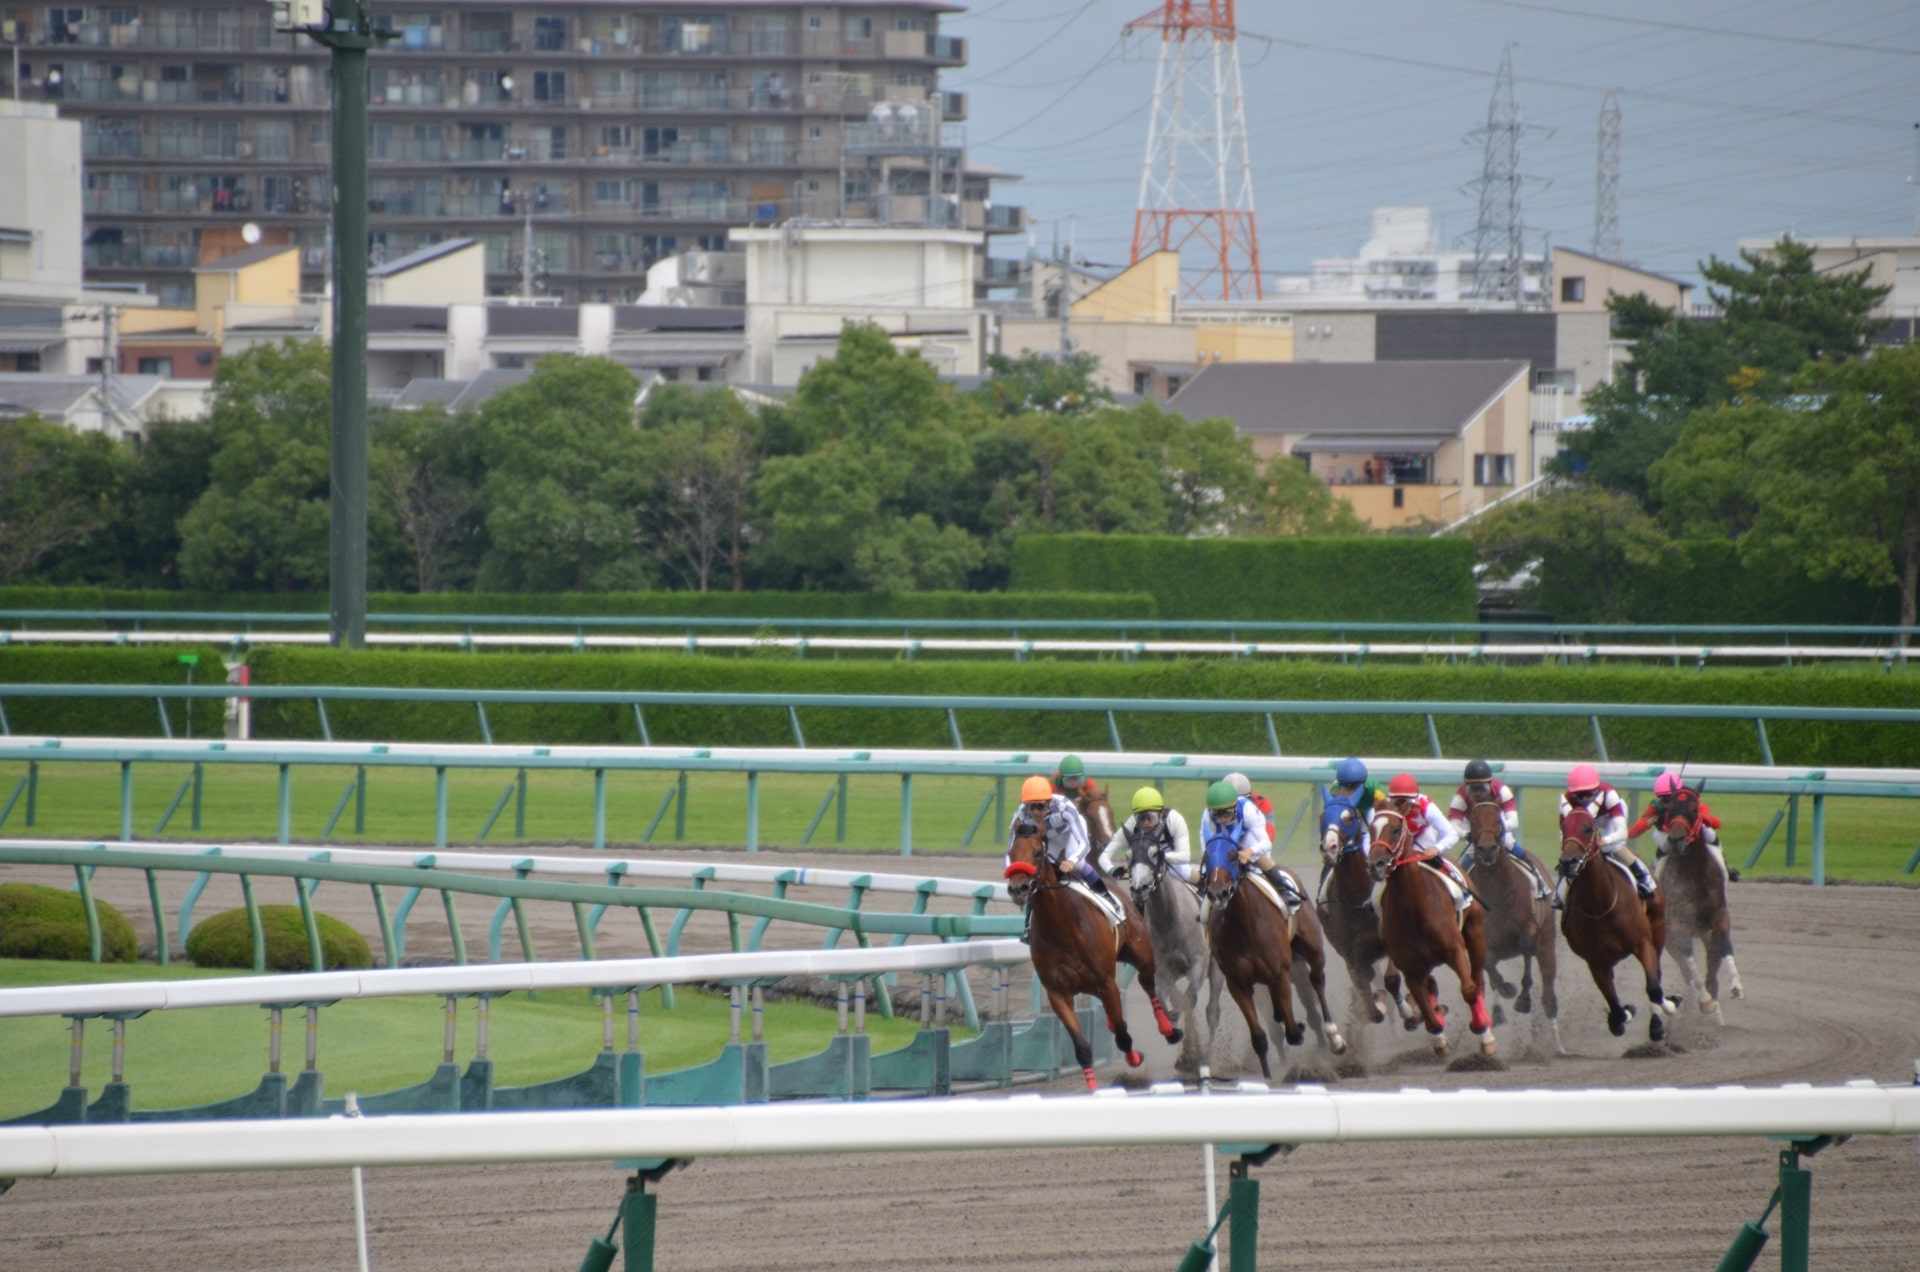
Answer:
1276, 864, 1348, 1057
1004, 832, 1182, 1090
1463, 801, 1561, 1046
1654, 788, 1744, 1017
1073, 785, 1117, 850
1317, 794, 1415, 1029
1367, 809, 1495, 1057
1556, 808, 1680, 1042
1200, 837, 1321, 1078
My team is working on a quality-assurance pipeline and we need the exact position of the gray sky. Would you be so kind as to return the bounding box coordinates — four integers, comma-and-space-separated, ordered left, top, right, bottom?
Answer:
948, 0, 1920, 292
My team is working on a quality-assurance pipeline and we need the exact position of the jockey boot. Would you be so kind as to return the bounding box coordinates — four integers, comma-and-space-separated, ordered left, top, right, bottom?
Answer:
1316, 863, 1333, 904
1629, 856, 1657, 900
1019, 906, 1031, 944
1514, 847, 1552, 901
1549, 875, 1568, 911
1263, 866, 1304, 909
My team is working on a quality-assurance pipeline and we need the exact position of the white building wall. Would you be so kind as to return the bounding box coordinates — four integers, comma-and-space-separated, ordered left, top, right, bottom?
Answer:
0, 101, 82, 302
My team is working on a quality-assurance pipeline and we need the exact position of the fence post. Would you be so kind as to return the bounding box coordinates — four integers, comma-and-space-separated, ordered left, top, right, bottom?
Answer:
594, 769, 607, 850
191, 761, 203, 832
1754, 718, 1774, 767
434, 766, 448, 850
118, 760, 133, 842
836, 772, 848, 844
1809, 791, 1827, 887
674, 772, 687, 841
900, 773, 914, 856
514, 768, 527, 839
277, 763, 291, 845
355, 764, 366, 834
1589, 716, 1609, 763
745, 772, 760, 853
1785, 794, 1799, 867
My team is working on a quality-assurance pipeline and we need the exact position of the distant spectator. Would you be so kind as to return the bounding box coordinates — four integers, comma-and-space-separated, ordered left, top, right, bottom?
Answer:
1342, 466, 1355, 484
1362, 459, 1375, 484
1383, 467, 1396, 486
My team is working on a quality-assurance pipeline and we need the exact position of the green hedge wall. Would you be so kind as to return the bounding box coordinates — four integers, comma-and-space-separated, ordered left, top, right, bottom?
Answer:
1622, 542, 1899, 627
213, 650, 1920, 768
0, 588, 1156, 624
1008, 536, 1477, 623
0, 646, 232, 737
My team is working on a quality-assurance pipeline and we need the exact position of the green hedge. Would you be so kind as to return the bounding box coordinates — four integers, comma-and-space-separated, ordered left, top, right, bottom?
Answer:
1622, 542, 1898, 627
185, 905, 372, 972
0, 587, 1156, 624
0, 646, 232, 736
0, 883, 137, 962
221, 650, 1920, 768
1008, 536, 1477, 623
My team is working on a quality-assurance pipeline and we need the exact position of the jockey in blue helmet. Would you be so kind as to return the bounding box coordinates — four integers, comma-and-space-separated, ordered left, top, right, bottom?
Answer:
1334, 756, 1382, 813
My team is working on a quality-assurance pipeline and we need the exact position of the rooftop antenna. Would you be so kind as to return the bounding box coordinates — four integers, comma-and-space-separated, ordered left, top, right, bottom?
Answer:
1124, 1, 1263, 301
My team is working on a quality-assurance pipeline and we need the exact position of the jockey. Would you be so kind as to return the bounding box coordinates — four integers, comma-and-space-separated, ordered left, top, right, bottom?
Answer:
1050, 754, 1105, 805
1383, 773, 1474, 904
1097, 785, 1195, 883
1556, 763, 1656, 906
1222, 772, 1275, 839
1008, 774, 1105, 942
1447, 757, 1551, 901
1629, 770, 1729, 877
1202, 778, 1305, 909
1332, 756, 1383, 814
1316, 783, 1372, 903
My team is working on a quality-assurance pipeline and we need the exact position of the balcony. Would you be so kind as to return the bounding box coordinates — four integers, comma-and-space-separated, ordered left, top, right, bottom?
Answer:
982, 257, 1029, 287
929, 35, 967, 64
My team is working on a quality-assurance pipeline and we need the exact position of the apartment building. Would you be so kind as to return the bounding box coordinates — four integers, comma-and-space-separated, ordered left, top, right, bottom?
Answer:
1, 1, 1021, 306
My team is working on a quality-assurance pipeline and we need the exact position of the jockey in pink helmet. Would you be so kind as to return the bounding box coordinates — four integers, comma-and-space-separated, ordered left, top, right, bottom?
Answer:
1630, 770, 1729, 881
1555, 763, 1656, 908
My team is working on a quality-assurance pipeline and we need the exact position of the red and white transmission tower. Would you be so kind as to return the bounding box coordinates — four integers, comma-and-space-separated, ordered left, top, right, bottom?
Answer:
1126, 1, 1262, 301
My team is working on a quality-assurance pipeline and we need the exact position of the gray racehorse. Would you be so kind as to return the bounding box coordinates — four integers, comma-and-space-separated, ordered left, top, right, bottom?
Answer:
1127, 820, 1222, 1070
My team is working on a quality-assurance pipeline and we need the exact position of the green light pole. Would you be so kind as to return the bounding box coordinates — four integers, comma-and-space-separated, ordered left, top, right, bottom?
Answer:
300, 0, 384, 649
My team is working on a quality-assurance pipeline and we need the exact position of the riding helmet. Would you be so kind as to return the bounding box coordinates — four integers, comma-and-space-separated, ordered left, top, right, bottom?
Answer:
1130, 786, 1165, 814
1223, 772, 1252, 797
1463, 758, 1494, 782
1335, 756, 1368, 785
1056, 754, 1086, 778
1566, 763, 1602, 793
1387, 772, 1421, 798
1019, 775, 1054, 803
1205, 779, 1239, 810
1653, 771, 1683, 797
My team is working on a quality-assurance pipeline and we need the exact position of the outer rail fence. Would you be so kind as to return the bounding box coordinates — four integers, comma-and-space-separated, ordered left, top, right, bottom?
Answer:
1, 1083, 1914, 1272
0, 941, 1084, 1128
3, 730, 1918, 881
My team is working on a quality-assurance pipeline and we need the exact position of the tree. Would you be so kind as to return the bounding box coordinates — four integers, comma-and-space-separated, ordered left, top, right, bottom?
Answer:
852, 513, 985, 593
1243, 455, 1366, 537
471, 355, 651, 592
1645, 395, 1787, 540
1561, 238, 1890, 503
0, 415, 127, 583
112, 416, 217, 587
969, 350, 1113, 418
1467, 488, 1675, 622
633, 386, 760, 592
371, 406, 486, 593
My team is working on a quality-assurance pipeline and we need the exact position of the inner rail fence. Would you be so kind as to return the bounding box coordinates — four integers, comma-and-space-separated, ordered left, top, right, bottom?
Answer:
3, 609, 1917, 667
1, 727, 1917, 883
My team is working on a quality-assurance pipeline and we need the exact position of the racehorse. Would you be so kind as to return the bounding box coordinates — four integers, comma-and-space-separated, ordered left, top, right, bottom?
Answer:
1367, 808, 1496, 1057
1074, 785, 1117, 851
1316, 794, 1416, 1029
1556, 808, 1679, 1043
1125, 822, 1222, 1065
1654, 787, 1744, 1017
1004, 831, 1182, 1089
1462, 801, 1561, 1049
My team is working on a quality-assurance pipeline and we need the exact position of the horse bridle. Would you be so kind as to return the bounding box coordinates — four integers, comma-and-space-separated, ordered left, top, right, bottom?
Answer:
1556, 825, 1619, 919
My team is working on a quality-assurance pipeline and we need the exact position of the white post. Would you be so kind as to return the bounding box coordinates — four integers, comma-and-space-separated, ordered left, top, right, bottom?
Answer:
345, 1092, 372, 1272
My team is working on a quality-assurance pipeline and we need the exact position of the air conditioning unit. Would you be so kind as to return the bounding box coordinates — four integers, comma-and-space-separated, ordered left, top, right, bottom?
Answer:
234, 141, 254, 158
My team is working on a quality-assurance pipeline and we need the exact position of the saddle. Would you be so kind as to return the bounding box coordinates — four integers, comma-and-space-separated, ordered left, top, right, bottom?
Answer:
1244, 871, 1300, 940
1065, 877, 1125, 926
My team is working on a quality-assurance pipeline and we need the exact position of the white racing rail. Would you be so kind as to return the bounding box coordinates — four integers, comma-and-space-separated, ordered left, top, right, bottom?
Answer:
0, 939, 1030, 1020
0, 1081, 1914, 1178
1, 628, 1908, 665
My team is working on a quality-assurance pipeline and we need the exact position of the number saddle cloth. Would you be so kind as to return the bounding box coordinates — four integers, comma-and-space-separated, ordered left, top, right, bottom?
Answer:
1062, 876, 1125, 925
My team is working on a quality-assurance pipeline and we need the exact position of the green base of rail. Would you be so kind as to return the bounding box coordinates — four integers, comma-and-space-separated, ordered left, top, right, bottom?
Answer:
86, 1081, 131, 1122
638, 1041, 768, 1107
766, 1032, 872, 1101
460, 1052, 624, 1112
1, 1084, 88, 1127
867, 1028, 948, 1096
320, 1062, 460, 1116
130, 1072, 289, 1122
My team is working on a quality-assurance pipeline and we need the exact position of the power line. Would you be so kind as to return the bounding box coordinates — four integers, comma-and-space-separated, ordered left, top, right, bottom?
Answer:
1467, 0, 1920, 58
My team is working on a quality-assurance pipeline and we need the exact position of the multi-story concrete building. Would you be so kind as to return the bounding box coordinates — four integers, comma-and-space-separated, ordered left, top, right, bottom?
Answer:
2, 1, 1019, 307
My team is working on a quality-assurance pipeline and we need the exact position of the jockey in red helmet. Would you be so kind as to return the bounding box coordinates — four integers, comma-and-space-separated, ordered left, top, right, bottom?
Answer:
1383, 773, 1474, 909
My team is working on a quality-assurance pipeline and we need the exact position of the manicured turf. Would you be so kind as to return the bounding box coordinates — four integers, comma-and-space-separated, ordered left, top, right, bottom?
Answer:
0, 958, 940, 1121
2, 762, 1915, 882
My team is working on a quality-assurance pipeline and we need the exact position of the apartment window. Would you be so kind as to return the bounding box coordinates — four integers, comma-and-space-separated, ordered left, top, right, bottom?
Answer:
595, 179, 635, 205
642, 125, 679, 157
138, 356, 173, 376
601, 124, 633, 150
532, 16, 566, 50
844, 16, 872, 40
892, 70, 931, 87
533, 70, 566, 103
1133, 371, 1151, 396
1474, 453, 1516, 487
1560, 276, 1585, 303
1392, 487, 1405, 509
893, 16, 929, 30
661, 15, 726, 54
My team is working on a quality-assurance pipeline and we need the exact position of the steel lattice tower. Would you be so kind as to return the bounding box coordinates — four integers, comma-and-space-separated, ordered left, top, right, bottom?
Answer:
1466, 46, 1527, 306
1593, 90, 1623, 261
1126, 1, 1263, 301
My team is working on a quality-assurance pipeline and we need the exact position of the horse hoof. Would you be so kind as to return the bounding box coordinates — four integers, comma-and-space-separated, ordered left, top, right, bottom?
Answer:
1496, 982, 1517, 1000
1285, 1024, 1307, 1047
1431, 1037, 1451, 1057
1164, 1028, 1184, 1046
1328, 1031, 1348, 1056
1402, 1016, 1420, 1033
1731, 985, 1746, 1000
1126, 1050, 1144, 1068
1514, 994, 1532, 1015
1699, 999, 1717, 1015
1492, 1004, 1507, 1028
1479, 1036, 1498, 1057
1649, 1016, 1667, 1044
1660, 996, 1682, 1016
1082, 1067, 1098, 1091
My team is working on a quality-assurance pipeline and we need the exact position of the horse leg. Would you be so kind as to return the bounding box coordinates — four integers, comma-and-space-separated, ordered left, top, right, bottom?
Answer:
1637, 938, 1678, 1042
1674, 933, 1711, 1016
1223, 977, 1272, 1080
1292, 936, 1346, 1056
1384, 963, 1420, 1031
1045, 987, 1102, 1090
1405, 973, 1450, 1055
1448, 935, 1495, 1056
1588, 961, 1634, 1038
1269, 966, 1305, 1050
1712, 921, 1744, 1002
1486, 963, 1518, 1000
1090, 975, 1144, 1070
1514, 928, 1536, 1015
1346, 950, 1388, 1024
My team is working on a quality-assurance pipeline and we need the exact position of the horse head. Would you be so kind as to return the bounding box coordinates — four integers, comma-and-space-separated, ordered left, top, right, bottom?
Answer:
1003, 829, 1050, 907
1367, 808, 1411, 881
1662, 788, 1703, 856
1201, 828, 1242, 908
1319, 794, 1364, 867
1466, 799, 1505, 852
1125, 816, 1167, 900
1078, 789, 1116, 847
1558, 807, 1600, 883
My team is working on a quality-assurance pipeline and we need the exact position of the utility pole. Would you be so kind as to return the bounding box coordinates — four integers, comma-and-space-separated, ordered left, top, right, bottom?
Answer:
1055, 217, 1076, 360
520, 191, 535, 298
282, 0, 385, 649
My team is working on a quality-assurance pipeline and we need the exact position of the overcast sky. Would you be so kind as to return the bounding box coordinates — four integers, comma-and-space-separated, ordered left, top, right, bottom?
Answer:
947, 0, 1920, 292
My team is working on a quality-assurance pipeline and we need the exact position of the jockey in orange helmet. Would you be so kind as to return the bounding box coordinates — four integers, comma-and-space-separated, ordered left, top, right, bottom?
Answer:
1007, 773, 1106, 940
1556, 763, 1655, 907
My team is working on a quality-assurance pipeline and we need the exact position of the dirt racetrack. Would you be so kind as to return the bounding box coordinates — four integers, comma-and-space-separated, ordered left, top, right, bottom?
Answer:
4, 844, 1919, 1271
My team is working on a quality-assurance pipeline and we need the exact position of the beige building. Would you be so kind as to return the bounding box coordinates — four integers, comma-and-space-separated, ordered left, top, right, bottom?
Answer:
1166, 359, 1534, 530
1550, 246, 1693, 315
1740, 234, 1920, 337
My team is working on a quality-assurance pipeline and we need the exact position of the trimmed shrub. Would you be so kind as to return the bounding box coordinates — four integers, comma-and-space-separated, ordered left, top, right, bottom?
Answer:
1009, 535, 1478, 623
237, 650, 1920, 768
185, 904, 372, 972
0, 646, 231, 737
0, 883, 137, 962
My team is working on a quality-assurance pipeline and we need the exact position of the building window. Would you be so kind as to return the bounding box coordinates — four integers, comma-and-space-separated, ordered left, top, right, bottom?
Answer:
137, 356, 172, 376
1560, 276, 1585, 303
1392, 487, 1405, 509
1165, 376, 1182, 397
1474, 453, 1516, 486
1133, 371, 1151, 396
